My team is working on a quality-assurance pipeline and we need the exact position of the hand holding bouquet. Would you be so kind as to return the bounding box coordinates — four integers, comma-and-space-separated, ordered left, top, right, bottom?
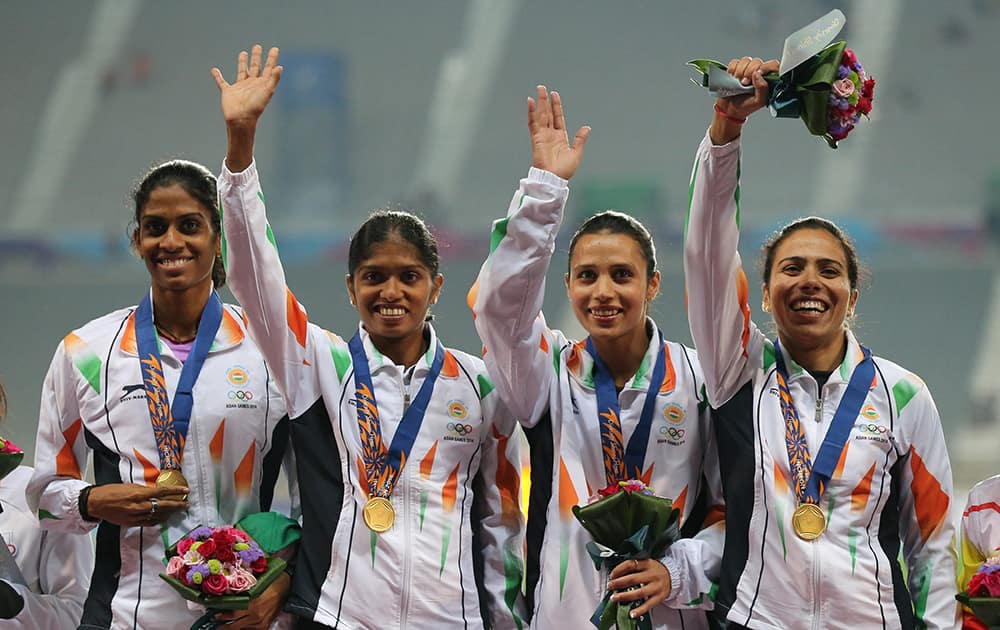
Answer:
572, 480, 680, 630
957, 547, 1000, 627
160, 512, 300, 629
689, 9, 876, 148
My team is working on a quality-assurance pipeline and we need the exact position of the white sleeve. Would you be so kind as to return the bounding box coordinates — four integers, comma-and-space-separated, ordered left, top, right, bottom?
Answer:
218, 160, 324, 417
4, 527, 92, 628
470, 167, 568, 426
683, 131, 764, 407
27, 342, 94, 535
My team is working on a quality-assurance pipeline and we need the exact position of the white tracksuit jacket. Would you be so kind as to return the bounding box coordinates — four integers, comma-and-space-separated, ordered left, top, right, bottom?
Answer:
684, 130, 960, 630
0, 465, 93, 628
218, 160, 526, 630
28, 299, 296, 630
471, 167, 724, 629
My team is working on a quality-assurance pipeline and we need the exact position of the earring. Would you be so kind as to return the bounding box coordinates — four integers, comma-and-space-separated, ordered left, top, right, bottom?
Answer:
761, 301, 770, 313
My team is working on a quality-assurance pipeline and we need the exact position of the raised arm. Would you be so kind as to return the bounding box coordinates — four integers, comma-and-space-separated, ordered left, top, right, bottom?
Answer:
683, 58, 776, 407
469, 86, 590, 425
213, 45, 325, 416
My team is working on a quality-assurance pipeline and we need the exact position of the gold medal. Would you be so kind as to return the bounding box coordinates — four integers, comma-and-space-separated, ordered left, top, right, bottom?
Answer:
792, 502, 826, 541
155, 469, 189, 500
363, 496, 395, 532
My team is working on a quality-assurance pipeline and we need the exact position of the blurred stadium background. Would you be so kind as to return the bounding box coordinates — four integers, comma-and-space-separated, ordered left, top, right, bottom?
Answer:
1, 0, 998, 509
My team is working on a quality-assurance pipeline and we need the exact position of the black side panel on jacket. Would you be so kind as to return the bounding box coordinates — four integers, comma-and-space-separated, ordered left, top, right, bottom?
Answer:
79, 429, 124, 630
523, 410, 554, 621
285, 398, 344, 620
709, 381, 758, 622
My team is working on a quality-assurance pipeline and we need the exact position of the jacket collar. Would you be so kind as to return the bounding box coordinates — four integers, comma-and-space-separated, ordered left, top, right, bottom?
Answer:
566, 318, 676, 394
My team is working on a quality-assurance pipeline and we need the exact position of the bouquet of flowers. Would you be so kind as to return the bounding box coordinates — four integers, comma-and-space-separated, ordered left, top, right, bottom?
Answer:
957, 547, 1000, 627
160, 512, 299, 627
0, 437, 24, 480
688, 9, 876, 148
572, 480, 680, 630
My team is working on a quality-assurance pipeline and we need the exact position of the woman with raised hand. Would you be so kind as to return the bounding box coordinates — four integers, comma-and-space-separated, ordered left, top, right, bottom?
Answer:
470, 85, 723, 628
0, 381, 93, 628
212, 44, 525, 629
27, 158, 297, 630
684, 56, 959, 629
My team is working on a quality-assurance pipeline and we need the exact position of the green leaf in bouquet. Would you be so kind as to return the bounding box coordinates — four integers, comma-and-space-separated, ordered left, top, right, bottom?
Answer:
233, 511, 301, 555
572, 491, 631, 548
956, 592, 1000, 627
159, 555, 287, 612
0, 452, 24, 481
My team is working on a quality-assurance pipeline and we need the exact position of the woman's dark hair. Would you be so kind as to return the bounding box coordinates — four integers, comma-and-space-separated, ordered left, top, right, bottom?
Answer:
347, 209, 440, 277
568, 210, 657, 280
131, 159, 225, 288
760, 216, 860, 291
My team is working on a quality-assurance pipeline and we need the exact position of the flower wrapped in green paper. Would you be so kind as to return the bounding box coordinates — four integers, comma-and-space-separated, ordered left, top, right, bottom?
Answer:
572, 480, 680, 630
160, 512, 300, 629
689, 9, 875, 149
957, 547, 1000, 627
0, 437, 24, 481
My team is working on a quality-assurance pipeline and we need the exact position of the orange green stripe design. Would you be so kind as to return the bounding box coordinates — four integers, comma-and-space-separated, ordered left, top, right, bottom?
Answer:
64, 332, 102, 394
210, 421, 226, 511
439, 462, 461, 576
56, 419, 84, 479
557, 457, 578, 599
909, 448, 949, 543
418, 441, 438, 530
772, 461, 790, 560
210, 309, 245, 350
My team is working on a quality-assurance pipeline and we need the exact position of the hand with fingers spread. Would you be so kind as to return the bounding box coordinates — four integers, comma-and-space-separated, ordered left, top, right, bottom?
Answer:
606, 557, 672, 621
528, 85, 591, 181
710, 56, 780, 145
84, 482, 189, 528
212, 44, 283, 172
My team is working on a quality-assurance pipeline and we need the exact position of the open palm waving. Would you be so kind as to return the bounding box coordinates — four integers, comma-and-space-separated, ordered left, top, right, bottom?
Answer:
212, 44, 283, 172
528, 85, 590, 180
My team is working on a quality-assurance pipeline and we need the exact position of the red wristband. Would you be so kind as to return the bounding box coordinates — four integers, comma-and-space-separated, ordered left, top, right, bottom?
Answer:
714, 103, 746, 125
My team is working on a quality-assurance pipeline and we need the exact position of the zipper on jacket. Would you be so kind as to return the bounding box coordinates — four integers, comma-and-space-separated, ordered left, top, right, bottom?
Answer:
814, 393, 823, 423
399, 375, 412, 629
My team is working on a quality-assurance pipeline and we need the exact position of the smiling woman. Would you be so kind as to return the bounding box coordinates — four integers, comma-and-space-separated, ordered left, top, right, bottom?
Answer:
469, 84, 724, 629
26, 158, 298, 630
213, 44, 526, 629
683, 56, 958, 629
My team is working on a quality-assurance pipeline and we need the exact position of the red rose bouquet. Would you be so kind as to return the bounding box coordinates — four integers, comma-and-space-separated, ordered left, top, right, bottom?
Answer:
572, 480, 680, 630
957, 547, 1000, 627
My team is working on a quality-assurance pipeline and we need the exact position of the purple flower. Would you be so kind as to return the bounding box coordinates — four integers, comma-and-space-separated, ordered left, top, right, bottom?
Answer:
186, 563, 210, 585
190, 527, 213, 540
836, 65, 850, 79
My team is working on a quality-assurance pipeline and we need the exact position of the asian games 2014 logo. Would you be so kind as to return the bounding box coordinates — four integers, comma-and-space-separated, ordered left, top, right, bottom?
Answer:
227, 366, 249, 387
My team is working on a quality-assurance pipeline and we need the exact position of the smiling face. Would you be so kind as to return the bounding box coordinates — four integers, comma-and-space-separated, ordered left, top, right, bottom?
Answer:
565, 231, 660, 350
346, 236, 443, 352
763, 227, 859, 357
133, 183, 221, 297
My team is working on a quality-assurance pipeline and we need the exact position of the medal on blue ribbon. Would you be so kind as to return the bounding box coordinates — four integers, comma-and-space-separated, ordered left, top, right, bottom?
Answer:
135, 291, 223, 492
348, 331, 445, 532
585, 328, 667, 487
773, 338, 873, 540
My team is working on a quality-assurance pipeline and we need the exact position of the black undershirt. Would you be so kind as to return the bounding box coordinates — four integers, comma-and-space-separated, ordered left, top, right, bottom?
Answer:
808, 369, 834, 390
